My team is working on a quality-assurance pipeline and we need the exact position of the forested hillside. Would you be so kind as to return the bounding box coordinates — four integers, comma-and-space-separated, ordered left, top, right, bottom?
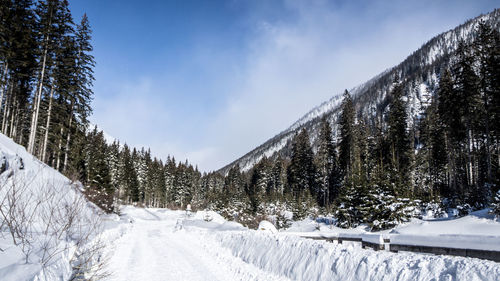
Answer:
219, 9, 500, 174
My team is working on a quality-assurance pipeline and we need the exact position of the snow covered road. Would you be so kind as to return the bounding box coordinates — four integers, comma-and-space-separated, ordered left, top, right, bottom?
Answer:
103, 207, 500, 281
105, 208, 288, 281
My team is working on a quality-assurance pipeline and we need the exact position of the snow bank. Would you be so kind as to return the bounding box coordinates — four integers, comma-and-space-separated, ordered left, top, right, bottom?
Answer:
214, 231, 500, 281
391, 234, 500, 251
362, 233, 384, 245
192, 210, 226, 224
392, 210, 500, 236
0, 133, 102, 281
258, 221, 278, 234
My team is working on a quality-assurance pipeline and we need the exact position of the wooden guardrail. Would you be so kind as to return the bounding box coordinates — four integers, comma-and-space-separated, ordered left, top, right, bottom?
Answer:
297, 233, 500, 263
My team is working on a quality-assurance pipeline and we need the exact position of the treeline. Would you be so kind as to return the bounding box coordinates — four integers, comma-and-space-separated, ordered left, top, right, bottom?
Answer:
80, 128, 204, 213
0, 0, 93, 173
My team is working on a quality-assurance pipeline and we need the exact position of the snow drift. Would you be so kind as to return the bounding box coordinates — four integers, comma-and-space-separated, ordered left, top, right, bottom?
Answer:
214, 231, 500, 281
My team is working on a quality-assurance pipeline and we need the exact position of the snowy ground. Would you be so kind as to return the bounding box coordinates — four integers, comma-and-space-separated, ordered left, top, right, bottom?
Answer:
103, 207, 288, 281
102, 206, 500, 281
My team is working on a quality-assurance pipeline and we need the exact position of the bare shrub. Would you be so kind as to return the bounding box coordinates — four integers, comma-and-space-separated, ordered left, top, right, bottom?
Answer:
0, 161, 108, 278
83, 186, 114, 214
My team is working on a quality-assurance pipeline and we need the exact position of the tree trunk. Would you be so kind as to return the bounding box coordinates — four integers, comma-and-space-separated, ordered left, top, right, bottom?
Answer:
28, 45, 49, 154
41, 86, 54, 162
467, 128, 473, 187
62, 109, 73, 172
0, 63, 9, 118
484, 100, 492, 183
9, 99, 17, 138
1, 81, 12, 133
56, 126, 63, 171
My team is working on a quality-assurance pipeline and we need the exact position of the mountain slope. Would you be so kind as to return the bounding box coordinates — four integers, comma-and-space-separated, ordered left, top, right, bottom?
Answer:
218, 9, 500, 174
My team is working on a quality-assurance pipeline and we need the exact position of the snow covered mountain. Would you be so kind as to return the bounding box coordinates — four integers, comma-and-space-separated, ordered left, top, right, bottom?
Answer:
218, 9, 500, 174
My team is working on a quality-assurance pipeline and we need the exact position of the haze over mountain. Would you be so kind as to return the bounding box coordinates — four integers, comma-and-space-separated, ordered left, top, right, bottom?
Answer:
219, 8, 500, 175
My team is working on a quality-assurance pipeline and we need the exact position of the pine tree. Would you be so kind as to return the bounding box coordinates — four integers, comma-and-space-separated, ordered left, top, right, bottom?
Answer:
287, 129, 317, 199
121, 144, 139, 203
386, 77, 412, 196
474, 22, 500, 194
338, 90, 356, 179
315, 117, 341, 208
419, 94, 446, 199
492, 190, 500, 218
27, 0, 58, 154
1, 0, 37, 144
287, 129, 317, 219
453, 41, 482, 206
164, 156, 177, 205
84, 127, 113, 212
268, 156, 286, 199
246, 158, 269, 214
73, 13, 94, 124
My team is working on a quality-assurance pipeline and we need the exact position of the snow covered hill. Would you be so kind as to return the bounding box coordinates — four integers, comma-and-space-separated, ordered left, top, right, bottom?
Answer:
218, 9, 500, 174
0, 133, 104, 281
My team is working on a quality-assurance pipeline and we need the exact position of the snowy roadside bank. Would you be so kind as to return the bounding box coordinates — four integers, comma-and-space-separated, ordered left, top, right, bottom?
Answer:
212, 230, 500, 281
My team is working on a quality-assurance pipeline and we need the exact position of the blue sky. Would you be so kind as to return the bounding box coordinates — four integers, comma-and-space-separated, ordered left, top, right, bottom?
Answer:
68, 0, 498, 172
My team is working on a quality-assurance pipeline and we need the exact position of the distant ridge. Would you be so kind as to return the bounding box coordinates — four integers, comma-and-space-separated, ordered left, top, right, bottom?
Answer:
217, 9, 500, 175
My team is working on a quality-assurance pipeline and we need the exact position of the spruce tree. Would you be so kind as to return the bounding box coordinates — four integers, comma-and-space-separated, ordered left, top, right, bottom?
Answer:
338, 90, 356, 179
2, 0, 37, 143
122, 144, 139, 203
386, 77, 412, 196
492, 190, 500, 217
287, 129, 317, 218
315, 117, 341, 208
474, 22, 500, 193
287, 129, 317, 199
84, 127, 113, 212
268, 156, 286, 199
246, 158, 270, 214
453, 41, 482, 206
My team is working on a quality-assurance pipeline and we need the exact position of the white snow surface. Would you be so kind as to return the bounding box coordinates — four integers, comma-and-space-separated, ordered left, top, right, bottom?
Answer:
104, 207, 288, 281
0, 133, 102, 281
102, 206, 500, 281
257, 220, 278, 234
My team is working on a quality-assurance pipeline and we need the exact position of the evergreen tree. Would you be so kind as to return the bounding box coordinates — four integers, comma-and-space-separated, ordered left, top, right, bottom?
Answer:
338, 90, 356, 179
287, 129, 317, 199
83, 127, 113, 212
287, 129, 317, 218
315, 117, 341, 208
474, 22, 500, 193
246, 158, 270, 214
386, 77, 412, 196
268, 156, 286, 199
492, 190, 500, 217
419, 94, 446, 199
1, 0, 37, 144
122, 144, 139, 203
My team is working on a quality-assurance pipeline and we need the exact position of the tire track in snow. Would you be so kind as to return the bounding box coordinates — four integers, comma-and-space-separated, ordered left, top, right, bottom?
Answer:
105, 210, 287, 281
